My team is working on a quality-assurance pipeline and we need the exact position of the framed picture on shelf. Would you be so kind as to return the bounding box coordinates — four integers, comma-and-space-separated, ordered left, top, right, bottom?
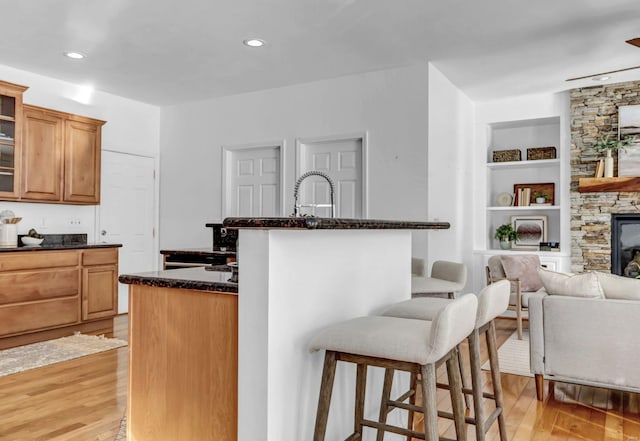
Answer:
513, 182, 555, 206
511, 215, 548, 250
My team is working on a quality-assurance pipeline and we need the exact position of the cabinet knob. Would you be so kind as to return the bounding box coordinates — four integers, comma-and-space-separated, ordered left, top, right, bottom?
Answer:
101, 230, 107, 236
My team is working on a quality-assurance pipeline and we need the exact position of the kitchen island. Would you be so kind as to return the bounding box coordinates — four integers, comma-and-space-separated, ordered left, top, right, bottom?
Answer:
120, 217, 449, 441
120, 266, 238, 441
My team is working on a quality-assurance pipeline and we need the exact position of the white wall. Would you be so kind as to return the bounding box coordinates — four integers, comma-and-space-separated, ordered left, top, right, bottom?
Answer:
0, 64, 160, 240
426, 64, 475, 285
159, 64, 430, 251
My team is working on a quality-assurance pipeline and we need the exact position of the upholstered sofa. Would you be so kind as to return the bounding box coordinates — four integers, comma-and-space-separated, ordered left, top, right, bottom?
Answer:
529, 268, 640, 400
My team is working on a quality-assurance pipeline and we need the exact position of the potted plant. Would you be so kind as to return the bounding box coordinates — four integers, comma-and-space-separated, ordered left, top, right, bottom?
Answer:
495, 223, 518, 250
533, 192, 549, 204
593, 133, 636, 178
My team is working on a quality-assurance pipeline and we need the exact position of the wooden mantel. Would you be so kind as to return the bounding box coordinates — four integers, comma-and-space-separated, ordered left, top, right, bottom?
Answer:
578, 177, 640, 193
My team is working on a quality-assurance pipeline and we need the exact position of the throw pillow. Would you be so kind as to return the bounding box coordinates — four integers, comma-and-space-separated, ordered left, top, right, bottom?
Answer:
595, 272, 640, 300
499, 254, 543, 292
537, 267, 604, 298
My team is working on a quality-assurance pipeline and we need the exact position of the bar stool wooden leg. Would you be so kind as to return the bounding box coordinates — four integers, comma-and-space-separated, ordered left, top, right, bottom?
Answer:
456, 345, 472, 409
406, 372, 418, 441
487, 322, 508, 441
447, 350, 467, 441
376, 368, 394, 441
468, 328, 486, 441
355, 363, 367, 438
421, 363, 439, 441
313, 351, 337, 441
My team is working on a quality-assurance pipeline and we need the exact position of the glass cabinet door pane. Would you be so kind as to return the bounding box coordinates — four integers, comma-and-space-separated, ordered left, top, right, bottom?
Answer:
0, 120, 14, 142
0, 95, 15, 119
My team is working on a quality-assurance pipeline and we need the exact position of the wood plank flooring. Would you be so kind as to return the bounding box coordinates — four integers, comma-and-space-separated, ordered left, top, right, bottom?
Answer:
0, 316, 638, 440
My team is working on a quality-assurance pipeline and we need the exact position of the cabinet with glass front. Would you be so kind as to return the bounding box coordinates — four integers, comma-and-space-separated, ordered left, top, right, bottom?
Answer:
0, 81, 27, 198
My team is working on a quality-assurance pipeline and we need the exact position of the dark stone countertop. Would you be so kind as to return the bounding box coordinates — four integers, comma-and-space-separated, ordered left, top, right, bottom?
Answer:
222, 217, 450, 230
119, 267, 238, 294
0, 243, 122, 252
160, 247, 236, 256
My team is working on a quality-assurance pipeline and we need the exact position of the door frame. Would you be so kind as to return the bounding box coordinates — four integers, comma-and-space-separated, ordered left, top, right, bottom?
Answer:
95, 149, 160, 270
221, 141, 286, 218
295, 131, 369, 218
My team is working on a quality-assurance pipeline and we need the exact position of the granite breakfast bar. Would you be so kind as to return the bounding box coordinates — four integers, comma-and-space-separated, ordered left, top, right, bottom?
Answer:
120, 217, 449, 441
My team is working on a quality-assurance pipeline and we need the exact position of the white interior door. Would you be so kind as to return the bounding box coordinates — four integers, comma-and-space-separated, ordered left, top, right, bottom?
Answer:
298, 136, 365, 218
99, 150, 156, 314
224, 145, 281, 217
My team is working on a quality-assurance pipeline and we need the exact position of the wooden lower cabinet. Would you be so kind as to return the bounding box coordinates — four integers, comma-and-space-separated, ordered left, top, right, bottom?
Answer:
128, 285, 238, 441
82, 248, 118, 320
0, 247, 119, 349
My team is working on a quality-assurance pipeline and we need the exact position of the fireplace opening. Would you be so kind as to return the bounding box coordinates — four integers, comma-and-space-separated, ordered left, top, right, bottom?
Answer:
611, 214, 640, 277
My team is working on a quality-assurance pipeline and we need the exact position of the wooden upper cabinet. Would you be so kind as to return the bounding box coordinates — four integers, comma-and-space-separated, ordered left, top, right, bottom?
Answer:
21, 105, 64, 201
0, 81, 28, 200
64, 116, 104, 204
19, 104, 105, 205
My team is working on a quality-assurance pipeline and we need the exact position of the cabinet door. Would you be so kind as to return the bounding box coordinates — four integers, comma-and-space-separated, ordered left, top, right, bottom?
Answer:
0, 81, 27, 199
22, 106, 63, 201
64, 118, 102, 204
82, 265, 117, 320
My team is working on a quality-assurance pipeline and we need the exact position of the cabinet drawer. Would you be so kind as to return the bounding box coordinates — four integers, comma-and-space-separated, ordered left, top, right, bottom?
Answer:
0, 297, 80, 337
83, 248, 118, 266
0, 268, 80, 305
0, 251, 79, 271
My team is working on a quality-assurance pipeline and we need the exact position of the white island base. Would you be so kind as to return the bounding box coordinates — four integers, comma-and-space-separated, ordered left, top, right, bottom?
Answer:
238, 229, 413, 441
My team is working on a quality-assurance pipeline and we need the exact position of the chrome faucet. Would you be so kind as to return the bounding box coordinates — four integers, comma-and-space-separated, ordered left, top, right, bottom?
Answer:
293, 171, 336, 217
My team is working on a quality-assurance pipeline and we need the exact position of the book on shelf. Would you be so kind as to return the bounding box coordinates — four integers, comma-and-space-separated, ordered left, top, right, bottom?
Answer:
595, 159, 604, 178
516, 187, 531, 206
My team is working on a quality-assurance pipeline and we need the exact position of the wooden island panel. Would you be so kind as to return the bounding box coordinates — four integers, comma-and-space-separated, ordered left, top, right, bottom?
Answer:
128, 285, 238, 441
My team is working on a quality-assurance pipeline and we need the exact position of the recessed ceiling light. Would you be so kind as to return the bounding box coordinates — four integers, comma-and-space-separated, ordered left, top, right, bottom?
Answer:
64, 52, 85, 60
592, 76, 611, 82
243, 39, 265, 48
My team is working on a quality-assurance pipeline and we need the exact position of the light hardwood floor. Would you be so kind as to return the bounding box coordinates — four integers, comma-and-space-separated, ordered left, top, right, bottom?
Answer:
0, 316, 638, 440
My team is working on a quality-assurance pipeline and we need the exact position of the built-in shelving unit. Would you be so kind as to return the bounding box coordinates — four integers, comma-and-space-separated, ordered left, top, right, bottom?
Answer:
472, 96, 572, 294
485, 117, 563, 251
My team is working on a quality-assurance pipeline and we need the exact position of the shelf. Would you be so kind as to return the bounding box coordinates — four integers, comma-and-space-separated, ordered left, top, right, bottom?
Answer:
0, 115, 14, 123
487, 158, 560, 170
487, 205, 560, 211
578, 177, 640, 193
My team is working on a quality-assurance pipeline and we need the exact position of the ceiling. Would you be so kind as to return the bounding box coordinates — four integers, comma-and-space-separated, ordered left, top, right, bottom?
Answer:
4, 0, 640, 106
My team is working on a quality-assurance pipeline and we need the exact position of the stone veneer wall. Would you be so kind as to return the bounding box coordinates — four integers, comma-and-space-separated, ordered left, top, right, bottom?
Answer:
570, 81, 640, 272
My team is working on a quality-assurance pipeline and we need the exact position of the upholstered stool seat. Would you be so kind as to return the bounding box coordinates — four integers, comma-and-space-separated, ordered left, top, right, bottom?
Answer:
381, 280, 511, 441
412, 259, 467, 299
309, 294, 478, 441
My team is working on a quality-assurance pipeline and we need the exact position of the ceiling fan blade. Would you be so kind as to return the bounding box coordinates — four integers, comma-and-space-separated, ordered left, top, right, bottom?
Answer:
566, 64, 640, 81
627, 38, 640, 48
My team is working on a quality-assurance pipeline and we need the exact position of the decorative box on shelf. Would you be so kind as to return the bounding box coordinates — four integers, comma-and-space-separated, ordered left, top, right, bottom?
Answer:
539, 242, 560, 252
527, 146, 556, 160
492, 149, 521, 162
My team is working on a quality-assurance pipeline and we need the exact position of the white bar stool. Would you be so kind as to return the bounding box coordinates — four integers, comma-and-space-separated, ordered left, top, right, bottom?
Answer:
412, 259, 467, 299
309, 294, 478, 441
380, 280, 511, 441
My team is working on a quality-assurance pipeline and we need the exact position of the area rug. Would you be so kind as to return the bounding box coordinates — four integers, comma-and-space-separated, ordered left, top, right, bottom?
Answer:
482, 330, 533, 377
0, 333, 127, 377
115, 414, 126, 441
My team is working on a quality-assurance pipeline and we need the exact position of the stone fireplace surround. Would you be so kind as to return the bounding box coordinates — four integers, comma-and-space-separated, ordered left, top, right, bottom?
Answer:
571, 81, 640, 273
